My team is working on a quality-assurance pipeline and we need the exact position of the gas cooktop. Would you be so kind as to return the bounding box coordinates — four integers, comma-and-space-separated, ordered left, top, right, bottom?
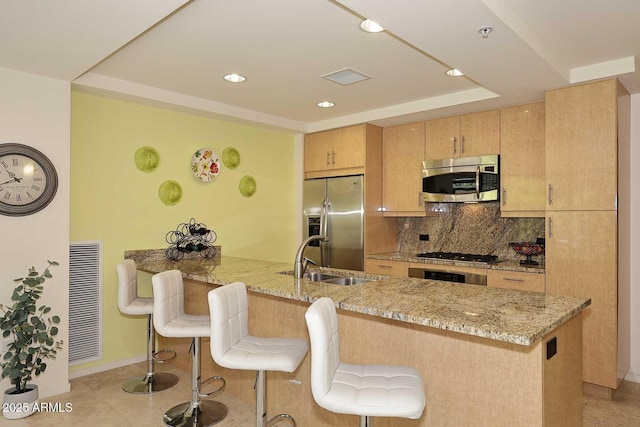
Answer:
415, 252, 498, 263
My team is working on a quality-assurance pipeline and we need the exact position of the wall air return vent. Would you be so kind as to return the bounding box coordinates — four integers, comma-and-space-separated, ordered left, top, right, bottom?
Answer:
321, 68, 372, 86
69, 241, 103, 365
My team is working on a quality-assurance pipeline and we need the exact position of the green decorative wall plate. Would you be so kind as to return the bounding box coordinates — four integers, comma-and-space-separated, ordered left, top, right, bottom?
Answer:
158, 180, 182, 205
222, 147, 240, 170
239, 175, 256, 198
134, 146, 160, 172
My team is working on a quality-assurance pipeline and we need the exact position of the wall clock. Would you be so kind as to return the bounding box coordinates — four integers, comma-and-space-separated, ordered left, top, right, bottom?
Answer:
0, 143, 58, 216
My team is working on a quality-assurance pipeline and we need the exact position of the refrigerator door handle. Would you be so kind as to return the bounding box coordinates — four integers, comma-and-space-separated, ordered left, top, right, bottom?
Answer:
320, 195, 329, 266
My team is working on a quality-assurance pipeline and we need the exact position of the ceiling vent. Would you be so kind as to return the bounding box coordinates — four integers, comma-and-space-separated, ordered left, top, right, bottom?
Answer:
321, 68, 371, 85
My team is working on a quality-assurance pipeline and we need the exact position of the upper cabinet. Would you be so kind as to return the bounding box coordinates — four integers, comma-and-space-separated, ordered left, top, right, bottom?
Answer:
425, 110, 501, 160
500, 102, 546, 216
304, 125, 366, 178
545, 80, 619, 210
382, 122, 426, 216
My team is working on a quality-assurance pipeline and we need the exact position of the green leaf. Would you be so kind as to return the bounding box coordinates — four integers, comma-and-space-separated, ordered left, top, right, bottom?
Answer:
51, 316, 60, 323
50, 326, 58, 336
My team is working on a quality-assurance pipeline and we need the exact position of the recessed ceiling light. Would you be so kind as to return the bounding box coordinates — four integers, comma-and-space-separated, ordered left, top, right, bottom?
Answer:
317, 101, 335, 108
223, 73, 246, 83
360, 19, 384, 33
446, 68, 464, 77
478, 26, 494, 38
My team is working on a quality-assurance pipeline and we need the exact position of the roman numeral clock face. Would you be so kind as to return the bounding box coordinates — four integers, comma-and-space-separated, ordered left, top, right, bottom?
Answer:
0, 144, 58, 216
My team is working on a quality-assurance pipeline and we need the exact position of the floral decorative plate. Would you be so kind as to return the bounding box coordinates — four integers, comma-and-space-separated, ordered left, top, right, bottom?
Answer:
191, 148, 221, 182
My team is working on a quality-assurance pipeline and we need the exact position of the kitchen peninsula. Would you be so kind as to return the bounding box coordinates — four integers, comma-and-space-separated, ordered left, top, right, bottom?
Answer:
128, 250, 590, 427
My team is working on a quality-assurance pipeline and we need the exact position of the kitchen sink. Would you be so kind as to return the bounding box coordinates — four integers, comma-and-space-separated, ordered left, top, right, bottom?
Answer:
321, 277, 374, 285
303, 272, 342, 282
279, 270, 376, 285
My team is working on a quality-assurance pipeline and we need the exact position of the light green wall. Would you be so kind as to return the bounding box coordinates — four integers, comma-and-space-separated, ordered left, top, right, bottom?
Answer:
70, 91, 297, 371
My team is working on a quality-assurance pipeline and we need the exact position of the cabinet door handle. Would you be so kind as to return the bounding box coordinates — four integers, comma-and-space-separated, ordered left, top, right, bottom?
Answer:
326, 152, 330, 167
453, 137, 457, 154
503, 277, 525, 282
332, 151, 335, 166
548, 184, 553, 205
418, 191, 423, 207
378, 264, 393, 269
548, 217, 553, 238
502, 188, 507, 205
461, 136, 466, 154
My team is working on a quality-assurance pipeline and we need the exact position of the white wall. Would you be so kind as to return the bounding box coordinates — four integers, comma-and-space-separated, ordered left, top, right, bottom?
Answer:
0, 66, 70, 397
627, 93, 640, 382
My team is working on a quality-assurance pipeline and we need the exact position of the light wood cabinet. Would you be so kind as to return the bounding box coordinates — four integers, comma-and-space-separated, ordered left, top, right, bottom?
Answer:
425, 110, 500, 159
500, 102, 546, 216
425, 116, 459, 159
544, 78, 630, 395
304, 124, 365, 177
546, 80, 618, 211
365, 259, 408, 277
487, 269, 545, 292
382, 122, 426, 216
545, 211, 617, 388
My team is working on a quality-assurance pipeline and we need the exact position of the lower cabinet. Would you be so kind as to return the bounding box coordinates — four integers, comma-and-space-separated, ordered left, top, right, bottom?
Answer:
487, 269, 545, 292
364, 259, 408, 277
545, 210, 622, 391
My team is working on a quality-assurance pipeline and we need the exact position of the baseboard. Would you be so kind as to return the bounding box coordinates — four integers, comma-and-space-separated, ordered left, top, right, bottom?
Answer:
583, 382, 617, 400
68, 355, 146, 380
624, 371, 640, 384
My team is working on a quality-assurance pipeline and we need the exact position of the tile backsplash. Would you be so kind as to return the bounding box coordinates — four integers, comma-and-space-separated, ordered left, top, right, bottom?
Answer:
396, 202, 545, 262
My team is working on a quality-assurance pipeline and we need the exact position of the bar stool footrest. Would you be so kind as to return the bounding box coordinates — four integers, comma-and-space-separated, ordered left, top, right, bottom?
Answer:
267, 413, 297, 427
198, 375, 226, 398
153, 348, 177, 363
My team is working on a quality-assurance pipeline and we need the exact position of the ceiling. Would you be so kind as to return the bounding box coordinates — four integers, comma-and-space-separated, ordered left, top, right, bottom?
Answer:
2, 0, 639, 133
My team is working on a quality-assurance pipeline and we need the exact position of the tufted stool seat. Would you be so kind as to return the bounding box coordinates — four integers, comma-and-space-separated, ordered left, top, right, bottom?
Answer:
305, 297, 426, 426
116, 259, 179, 394
208, 282, 308, 427
152, 270, 228, 427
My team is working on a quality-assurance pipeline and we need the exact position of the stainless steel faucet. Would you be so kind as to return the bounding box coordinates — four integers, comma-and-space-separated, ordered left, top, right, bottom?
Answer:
293, 235, 329, 279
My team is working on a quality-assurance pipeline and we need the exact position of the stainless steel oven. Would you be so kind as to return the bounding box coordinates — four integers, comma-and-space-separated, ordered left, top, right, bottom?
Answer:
408, 266, 487, 285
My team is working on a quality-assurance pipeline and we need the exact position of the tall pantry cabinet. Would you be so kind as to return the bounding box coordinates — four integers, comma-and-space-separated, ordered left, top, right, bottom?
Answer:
545, 78, 630, 396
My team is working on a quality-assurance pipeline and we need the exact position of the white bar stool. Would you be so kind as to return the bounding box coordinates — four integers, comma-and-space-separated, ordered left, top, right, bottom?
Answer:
116, 259, 179, 394
305, 297, 426, 427
207, 282, 308, 427
152, 270, 228, 427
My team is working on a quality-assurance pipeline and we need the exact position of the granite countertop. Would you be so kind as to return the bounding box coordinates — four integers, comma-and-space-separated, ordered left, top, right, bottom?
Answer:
367, 252, 546, 273
128, 250, 588, 347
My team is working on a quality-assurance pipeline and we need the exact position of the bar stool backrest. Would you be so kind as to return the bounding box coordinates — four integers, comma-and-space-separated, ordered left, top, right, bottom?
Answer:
208, 282, 250, 363
305, 297, 341, 402
116, 259, 140, 314
151, 270, 186, 337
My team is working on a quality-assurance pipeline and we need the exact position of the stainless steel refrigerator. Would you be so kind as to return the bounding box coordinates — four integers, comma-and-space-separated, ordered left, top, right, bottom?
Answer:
302, 175, 364, 271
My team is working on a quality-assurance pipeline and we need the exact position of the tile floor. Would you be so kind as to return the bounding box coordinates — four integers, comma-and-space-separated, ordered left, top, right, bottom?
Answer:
7, 362, 640, 426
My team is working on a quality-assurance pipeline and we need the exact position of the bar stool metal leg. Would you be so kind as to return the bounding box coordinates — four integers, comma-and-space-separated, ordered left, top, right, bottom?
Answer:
359, 415, 372, 427
123, 314, 179, 394
255, 370, 297, 427
163, 337, 228, 427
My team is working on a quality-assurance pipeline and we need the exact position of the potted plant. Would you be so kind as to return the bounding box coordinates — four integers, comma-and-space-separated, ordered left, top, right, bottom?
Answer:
0, 260, 62, 419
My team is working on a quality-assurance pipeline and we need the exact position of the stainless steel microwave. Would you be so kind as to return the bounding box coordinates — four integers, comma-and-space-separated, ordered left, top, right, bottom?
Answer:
422, 155, 499, 203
